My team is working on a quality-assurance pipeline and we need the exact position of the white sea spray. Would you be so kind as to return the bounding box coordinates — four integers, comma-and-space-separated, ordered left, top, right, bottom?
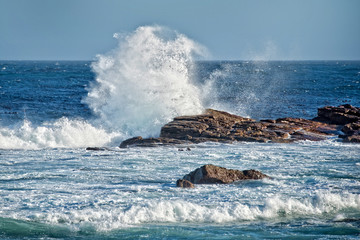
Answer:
84, 25, 208, 138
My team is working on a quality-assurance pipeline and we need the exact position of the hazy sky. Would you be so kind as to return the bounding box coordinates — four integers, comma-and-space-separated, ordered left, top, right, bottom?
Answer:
1, 0, 359, 60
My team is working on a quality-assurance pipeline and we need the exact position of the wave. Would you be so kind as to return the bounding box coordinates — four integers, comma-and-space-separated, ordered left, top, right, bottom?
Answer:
23, 191, 360, 231
0, 26, 211, 149
0, 118, 119, 149
84, 25, 208, 138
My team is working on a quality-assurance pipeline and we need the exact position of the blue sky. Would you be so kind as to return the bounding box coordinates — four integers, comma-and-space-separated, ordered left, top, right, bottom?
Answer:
1, 0, 359, 60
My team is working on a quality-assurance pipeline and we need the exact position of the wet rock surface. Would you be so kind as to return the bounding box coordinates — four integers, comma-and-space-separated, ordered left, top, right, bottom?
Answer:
120, 105, 360, 147
313, 104, 360, 143
86, 147, 110, 151
119, 136, 190, 148
177, 164, 268, 186
176, 179, 195, 188
314, 104, 360, 125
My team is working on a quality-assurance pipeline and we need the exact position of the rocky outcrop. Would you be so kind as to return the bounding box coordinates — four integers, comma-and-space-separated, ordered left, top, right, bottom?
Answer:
160, 109, 255, 141
340, 121, 360, 143
312, 104, 360, 143
119, 105, 360, 147
314, 104, 360, 125
177, 164, 268, 187
342, 121, 360, 135
343, 135, 360, 143
120, 108, 343, 147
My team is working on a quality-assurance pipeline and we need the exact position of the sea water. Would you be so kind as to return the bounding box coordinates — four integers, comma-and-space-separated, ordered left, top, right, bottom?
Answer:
0, 26, 360, 239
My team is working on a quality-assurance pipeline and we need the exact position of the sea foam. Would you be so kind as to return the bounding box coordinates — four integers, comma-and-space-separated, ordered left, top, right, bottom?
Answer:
84, 25, 208, 138
0, 118, 117, 149
37, 191, 360, 231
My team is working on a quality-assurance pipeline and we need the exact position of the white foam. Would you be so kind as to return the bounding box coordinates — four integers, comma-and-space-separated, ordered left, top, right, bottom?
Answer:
36, 191, 360, 231
84, 25, 208, 138
262, 192, 360, 218
0, 118, 118, 149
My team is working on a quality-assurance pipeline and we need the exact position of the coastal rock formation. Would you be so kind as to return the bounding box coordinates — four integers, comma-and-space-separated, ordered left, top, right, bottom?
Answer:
312, 104, 360, 143
342, 121, 360, 135
176, 179, 195, 188
120, 106, 349, 147
177, 164, 268, 187
343, 135, 360, 143
314, 104, 360, 125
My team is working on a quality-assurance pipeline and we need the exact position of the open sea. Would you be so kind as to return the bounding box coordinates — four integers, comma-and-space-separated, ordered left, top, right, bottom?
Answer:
1, 27, 360, 239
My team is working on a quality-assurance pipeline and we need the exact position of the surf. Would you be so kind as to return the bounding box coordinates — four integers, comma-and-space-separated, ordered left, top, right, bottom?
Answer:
0, 26, 210, 149
84, 25, 208, 138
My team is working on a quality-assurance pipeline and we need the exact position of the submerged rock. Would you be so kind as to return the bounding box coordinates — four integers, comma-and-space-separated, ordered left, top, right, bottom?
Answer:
119, 136, 190, 148
86, 147, 109, 151
179, 164, 269, 185
176, 179, 195, 188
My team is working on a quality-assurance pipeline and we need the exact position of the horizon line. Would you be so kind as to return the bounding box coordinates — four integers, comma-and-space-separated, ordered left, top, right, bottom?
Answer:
1, 59, 360, 62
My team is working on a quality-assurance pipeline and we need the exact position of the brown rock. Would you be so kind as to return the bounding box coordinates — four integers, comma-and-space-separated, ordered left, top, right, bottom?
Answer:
342, 121, 360, 135
315, 104, 360, 125
119, 136, 144, 148
176, 179, 195, 188
181, 164, 268, 184
343, 135, 360, 143
160, 109, 254, 142
120, 105, 360, 148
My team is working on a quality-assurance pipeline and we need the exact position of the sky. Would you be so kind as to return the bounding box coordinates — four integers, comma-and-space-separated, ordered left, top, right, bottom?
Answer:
0, 0, 359, 60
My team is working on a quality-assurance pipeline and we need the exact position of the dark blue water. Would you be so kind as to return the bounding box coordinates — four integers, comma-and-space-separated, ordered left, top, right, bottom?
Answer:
0, 61, 93, 125
1, 61, 359, 126
0, 60, 359, 239
195, 60, 360, 119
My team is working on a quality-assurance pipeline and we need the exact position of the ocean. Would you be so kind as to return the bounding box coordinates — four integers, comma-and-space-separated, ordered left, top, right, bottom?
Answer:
1, 26, 360, 239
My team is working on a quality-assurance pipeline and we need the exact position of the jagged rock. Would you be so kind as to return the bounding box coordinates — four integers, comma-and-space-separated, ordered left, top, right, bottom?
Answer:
120, 105, 360, 147
314, 104, 360, 125
313, 105, 360, 143
160, 109, 254, 141
180, 164, 268, 184
342, 121, 360, 135
176, 179, 195, 188
160, 110, 338, 143
343, 135, 360, 143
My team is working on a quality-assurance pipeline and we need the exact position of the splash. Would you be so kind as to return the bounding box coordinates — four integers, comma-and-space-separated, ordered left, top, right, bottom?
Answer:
84, 25, 208, 137
0, 118, 117, 149
201, 60, 287, 119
